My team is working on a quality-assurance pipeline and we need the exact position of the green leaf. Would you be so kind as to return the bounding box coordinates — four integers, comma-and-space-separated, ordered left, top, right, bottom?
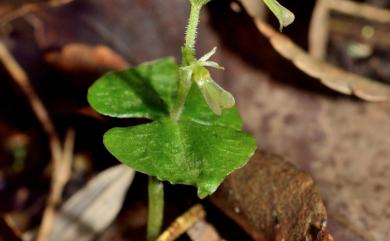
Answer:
103, 118, 256, 198
263, 0, 295, 31
88, 57, 256, 198
182, 85, 241, 130
87, 58, 178, 119
88, 57, 241, 128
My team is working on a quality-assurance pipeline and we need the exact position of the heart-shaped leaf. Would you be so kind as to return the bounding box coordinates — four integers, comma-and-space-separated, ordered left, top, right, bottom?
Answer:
103, 118, 256, 198
88, 58, 256, 198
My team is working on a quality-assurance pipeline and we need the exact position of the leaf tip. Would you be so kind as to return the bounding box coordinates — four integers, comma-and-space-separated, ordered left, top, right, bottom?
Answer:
197, 183, 218, 199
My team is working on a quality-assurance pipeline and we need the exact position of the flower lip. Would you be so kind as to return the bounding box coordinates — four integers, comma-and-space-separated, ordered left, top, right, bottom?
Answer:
180, 47, 235, 115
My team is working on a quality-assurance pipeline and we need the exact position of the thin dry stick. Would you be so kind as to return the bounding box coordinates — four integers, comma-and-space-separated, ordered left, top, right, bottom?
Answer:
38, 129, 75, 241
308, 0, 329, 59
61, 129, 75, 184
3, 215, 23, 239
309, 0, 390, 59
329, 0, 390, 24
0, 0, 75, 29
48, 0, 75, 7
0, 42, 74, 241
0, 42, 62, 165
0, 4, 39, 29
240, 0, 265, 19
156, 204, 206, 241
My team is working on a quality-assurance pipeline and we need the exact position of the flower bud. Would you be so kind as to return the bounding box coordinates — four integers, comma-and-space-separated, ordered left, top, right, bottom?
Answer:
263, 0, 295, 31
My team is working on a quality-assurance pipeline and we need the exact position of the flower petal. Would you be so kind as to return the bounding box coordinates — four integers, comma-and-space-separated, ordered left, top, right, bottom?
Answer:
199, 47, 217, 62
202, 61, 224, 70
197, 78, 235, 115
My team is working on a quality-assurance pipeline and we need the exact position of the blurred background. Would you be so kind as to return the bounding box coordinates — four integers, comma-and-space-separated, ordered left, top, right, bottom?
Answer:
0, 0, 389, 241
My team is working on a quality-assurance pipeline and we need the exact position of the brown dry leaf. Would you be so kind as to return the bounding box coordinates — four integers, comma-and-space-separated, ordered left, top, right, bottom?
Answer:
0, 5, 14, 19
211, 150, 330, 241
253, 19, 390, 102
45, 43, 130, 74
46, 165, 135, 241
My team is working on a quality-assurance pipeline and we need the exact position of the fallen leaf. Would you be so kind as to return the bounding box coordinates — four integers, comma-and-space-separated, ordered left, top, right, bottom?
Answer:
45, 43, 130, 74
187, 220, 221, 241
47, 165, 135, 241
211, 150, 330, 241
253, 19, 390, 101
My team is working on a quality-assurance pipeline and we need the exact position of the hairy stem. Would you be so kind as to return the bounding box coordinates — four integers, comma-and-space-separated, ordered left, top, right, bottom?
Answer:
147, 177, 164, 241
171, 2, 205, 120
184, 4, 201, 54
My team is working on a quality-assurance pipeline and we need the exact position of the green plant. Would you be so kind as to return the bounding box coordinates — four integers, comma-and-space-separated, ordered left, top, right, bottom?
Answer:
87, 0, 293, 240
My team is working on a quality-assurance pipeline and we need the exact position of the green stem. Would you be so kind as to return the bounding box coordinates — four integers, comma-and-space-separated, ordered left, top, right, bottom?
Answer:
147, 177, 164, 241
170, 1, 205, 120
184, 4, 201, 54
170, 68, 192, 121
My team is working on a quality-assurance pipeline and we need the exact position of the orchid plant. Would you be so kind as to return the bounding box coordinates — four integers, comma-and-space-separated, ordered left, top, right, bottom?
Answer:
87, 0, 294, 240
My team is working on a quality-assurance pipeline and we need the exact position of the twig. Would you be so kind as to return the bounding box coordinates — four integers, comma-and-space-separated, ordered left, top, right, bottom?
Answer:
156, 204, 206, 241
61, 129, 75, 184
38, 129, 75, 241
48, 0, 75, 7
329, 0, 390, 24
308, 0, 329, 59
239, 0, 266, 19
0, 0, 75, 29
0, 41, 74, 241
309, 0, 390, 59
25, 14, 47, 49
0, 41, 62, 166
0, 217, 23, 241
0, 4, 39, 30
3, 215, 23, 240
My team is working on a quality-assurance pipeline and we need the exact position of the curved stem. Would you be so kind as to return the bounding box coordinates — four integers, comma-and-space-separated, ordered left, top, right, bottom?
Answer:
147, 177, 164, 241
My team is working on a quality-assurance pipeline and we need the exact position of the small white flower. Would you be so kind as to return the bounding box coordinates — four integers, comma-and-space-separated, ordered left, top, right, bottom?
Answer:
181, 47, 235, 115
